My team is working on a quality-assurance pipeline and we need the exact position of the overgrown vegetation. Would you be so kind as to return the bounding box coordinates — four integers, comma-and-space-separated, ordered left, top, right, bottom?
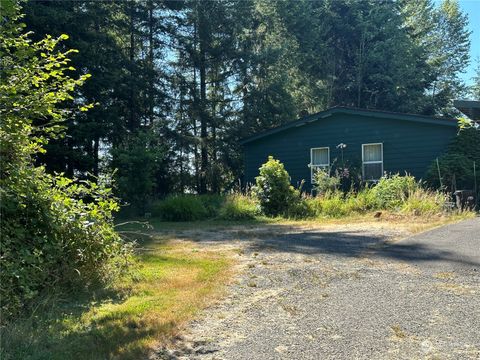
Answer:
426, 118, 480, 193
0, 3, 129, 320
146, 157, 465, 223
1, 236, 232, 360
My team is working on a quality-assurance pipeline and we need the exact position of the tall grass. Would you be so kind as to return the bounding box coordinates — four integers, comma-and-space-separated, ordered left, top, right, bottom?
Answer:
150, 192, 260, 221
296, 177, 453, 219
148, 175, 465, 222
218, 194, 260, 220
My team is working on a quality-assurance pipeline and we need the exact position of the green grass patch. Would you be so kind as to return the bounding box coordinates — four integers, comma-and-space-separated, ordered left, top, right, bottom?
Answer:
1, 236, 232, 360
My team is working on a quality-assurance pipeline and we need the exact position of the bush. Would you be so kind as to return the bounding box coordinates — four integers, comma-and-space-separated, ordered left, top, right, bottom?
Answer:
218, 194, 260, 220
0, 169, 129, 321
0, 10, 129, 321
253, 156, 300, 217
313, 168, 340, 194
372, 174, 418, 209
151, 195, 208, 221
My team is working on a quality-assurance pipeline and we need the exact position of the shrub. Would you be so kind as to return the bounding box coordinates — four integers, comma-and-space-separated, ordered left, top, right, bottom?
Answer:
1, 170, 129, 321
0, 9, 129, 321
218, 194, 260, 220
313, 168, 340, 194
151, 195, 208, 221
372, 174, 418, 209
284, 196, 316, 219
253, 156, 300, 217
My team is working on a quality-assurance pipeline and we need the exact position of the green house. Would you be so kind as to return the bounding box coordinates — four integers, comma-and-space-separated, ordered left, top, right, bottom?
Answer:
241, 107, 458, 190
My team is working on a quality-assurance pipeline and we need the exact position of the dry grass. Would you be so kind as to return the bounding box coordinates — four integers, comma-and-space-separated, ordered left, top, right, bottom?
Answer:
1, 237, 233, 360
258, 210, 475, 237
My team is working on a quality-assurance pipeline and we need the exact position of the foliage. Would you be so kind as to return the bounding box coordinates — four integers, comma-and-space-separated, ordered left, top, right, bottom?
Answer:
425, 119, 480, 191
19, 0, 473, 201
310, 192, 349, 218
313, 168, 340, 194
199, 194, 227, 218
472, 59, 480, 99
218, 194, 260, 220
401, 188, 446, 215
305, 179, 447, 218
371, 174, 419, 209
0, 3, 128, 320
151, 195, 208, 221
112, 130, 167, 213
252, 156, 300, 217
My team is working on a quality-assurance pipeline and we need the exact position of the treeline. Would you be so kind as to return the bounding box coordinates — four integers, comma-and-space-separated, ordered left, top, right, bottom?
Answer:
22, 0, 474, 212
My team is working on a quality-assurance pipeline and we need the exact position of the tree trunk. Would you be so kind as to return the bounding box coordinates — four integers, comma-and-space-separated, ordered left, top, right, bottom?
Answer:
129, 1, 136, 131
148, 0, 154, 127
198, 5, 208, 194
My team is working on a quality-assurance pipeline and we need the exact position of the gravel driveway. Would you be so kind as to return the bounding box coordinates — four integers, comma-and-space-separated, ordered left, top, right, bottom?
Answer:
155, 218, 480, 360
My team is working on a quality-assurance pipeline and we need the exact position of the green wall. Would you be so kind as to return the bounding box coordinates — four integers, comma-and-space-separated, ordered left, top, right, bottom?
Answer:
244, 112, 457, 189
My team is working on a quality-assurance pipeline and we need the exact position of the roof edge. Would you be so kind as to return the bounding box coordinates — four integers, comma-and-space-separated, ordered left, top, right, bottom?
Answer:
240, 106, 457, 145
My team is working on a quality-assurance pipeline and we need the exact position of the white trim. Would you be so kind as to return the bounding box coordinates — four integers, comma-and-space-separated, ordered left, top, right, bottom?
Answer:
362, 143, 383, 181
310, 147, 330, 183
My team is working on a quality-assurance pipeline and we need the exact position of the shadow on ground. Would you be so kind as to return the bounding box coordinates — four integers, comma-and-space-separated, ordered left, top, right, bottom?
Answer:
181, 223, 480, 270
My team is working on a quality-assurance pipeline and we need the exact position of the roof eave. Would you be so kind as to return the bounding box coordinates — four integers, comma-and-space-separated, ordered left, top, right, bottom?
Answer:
240, 107, 457, 145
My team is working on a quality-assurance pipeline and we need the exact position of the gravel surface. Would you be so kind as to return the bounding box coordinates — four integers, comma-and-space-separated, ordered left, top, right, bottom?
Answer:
154, 218, 480, 360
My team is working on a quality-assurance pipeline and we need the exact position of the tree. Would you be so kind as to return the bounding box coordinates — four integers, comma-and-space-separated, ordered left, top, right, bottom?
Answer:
429, 0, 471, 115
472, 59, 480, 99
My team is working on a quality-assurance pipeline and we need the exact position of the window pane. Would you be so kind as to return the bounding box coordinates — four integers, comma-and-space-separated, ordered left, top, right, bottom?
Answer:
363, 144, 382, 162
364, 163, 383, 180
312, 148, 328, 165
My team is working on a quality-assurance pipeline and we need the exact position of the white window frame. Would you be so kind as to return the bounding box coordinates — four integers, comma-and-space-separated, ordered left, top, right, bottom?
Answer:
310, 147, 330, 183
362, 143, 383, 182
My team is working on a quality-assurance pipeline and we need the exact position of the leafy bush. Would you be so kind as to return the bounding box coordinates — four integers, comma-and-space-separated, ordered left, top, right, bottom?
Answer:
151, 195, 208, 221
1, 171, 128, 320
0, 8, 129, 320
218, 194, 260, 220
371, 174, 418, 209
313, 168, 340, 194
253, 156, 300, 217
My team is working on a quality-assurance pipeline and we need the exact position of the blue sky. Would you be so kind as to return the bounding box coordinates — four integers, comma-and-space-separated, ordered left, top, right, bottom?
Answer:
450, 0, 479, 85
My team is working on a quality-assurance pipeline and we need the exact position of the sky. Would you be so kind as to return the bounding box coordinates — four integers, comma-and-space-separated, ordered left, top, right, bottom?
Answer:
451, 0, 480, 85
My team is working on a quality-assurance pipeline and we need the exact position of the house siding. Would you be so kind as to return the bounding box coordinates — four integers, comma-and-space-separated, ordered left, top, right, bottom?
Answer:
243, 112, 457, 189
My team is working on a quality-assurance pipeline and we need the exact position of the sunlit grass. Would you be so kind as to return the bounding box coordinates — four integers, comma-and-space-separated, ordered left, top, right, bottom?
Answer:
1, 237, 233, 360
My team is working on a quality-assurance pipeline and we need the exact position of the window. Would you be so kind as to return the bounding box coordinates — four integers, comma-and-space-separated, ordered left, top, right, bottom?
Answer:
310, 147, 330, 183
362, 143, 383, 181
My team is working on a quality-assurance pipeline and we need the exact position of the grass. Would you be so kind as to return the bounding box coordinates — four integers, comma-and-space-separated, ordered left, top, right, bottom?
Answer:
1, 235, 233, 360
